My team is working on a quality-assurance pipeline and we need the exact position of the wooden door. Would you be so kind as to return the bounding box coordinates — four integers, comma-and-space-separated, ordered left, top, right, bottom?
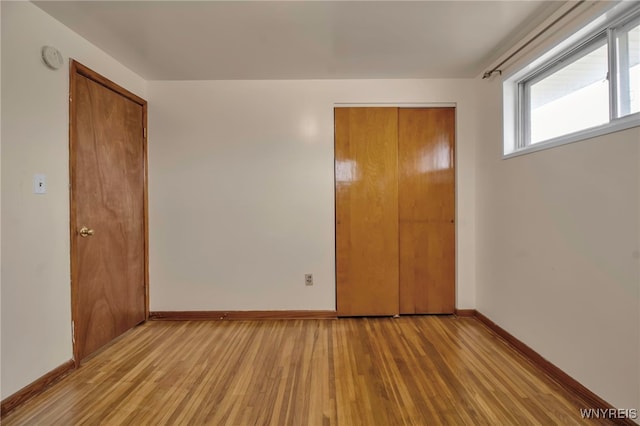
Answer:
70, 61, 148, 362
335, 108, 399, 316
398, 108, 455, 314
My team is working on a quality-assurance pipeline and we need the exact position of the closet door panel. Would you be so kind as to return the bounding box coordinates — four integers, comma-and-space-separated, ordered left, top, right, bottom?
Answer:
398, 108, 455, 314
335, 107, 399, 316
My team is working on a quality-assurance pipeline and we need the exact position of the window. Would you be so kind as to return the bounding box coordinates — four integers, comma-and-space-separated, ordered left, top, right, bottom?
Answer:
506, 4, 640, 156
616, 17, 640, 117
526, 37, 610, 145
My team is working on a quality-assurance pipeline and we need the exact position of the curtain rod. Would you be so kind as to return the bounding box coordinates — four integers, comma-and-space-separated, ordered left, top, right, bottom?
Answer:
482, 0, 587, 79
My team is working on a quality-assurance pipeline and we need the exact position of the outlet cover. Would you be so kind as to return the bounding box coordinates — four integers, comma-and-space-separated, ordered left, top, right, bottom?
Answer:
34, 174, 46, 194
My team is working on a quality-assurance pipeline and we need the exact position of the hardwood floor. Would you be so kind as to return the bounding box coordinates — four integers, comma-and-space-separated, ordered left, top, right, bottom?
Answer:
3, 317, 610, 425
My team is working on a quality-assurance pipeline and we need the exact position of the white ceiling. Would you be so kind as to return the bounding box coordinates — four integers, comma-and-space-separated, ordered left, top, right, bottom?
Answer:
33, 1, 565, 80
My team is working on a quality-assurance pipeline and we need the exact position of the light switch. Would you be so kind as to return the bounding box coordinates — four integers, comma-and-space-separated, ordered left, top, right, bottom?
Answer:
34, 174, 46, 194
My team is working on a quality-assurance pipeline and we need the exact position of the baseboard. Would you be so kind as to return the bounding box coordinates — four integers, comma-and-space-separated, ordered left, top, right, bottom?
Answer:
454, 308, 476, 317
475, 311, 637, 426
1, 359, 75, 418
149, 310, 337, 321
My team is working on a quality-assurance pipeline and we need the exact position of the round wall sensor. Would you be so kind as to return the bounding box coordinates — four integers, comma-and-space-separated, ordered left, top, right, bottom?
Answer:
41, 46, 64, 70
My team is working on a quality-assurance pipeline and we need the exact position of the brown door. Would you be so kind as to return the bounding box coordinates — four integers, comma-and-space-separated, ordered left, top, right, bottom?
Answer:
335, 107, 399, 316
398, 108, 455, 314
70, 61, 148, 362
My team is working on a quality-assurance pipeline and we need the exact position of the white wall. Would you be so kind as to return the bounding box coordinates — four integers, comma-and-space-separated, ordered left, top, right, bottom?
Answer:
475, 74, 640, 412
3, 0, 637, 416
1, 2, 146, 399
148, 79, 477, 311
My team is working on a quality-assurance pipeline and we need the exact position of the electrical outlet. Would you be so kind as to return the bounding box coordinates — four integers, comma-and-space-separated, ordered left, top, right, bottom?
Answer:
305, 274, 313, 286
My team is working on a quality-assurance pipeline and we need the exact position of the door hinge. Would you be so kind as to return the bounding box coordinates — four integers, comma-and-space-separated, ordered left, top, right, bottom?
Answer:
71, 321, 75, 344
143, 128, 147, 138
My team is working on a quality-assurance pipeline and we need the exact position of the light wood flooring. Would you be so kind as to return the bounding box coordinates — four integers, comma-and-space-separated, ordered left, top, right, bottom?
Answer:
3, 317, 610, 425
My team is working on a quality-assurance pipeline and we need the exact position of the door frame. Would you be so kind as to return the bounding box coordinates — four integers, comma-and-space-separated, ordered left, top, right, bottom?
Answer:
69, 60, 149, 365
333, 103, 458, 314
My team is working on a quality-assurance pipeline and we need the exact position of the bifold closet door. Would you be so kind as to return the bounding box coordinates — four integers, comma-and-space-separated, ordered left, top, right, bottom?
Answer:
335, 107, 399, 316
398, 108, 455, 314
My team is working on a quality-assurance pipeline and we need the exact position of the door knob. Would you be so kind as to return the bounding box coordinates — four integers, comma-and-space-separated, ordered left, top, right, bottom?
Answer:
79, 226, 95, 237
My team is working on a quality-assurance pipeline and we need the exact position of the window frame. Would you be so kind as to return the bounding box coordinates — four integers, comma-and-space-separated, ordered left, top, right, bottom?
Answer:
505, 4, 640, 158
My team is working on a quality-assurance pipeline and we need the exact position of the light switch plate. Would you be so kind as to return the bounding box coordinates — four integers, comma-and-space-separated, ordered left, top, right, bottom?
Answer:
34, 174, 46, 194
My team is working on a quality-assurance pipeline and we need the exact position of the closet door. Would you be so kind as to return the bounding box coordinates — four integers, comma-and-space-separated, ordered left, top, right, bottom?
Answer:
335, 107, 399, 316
398, 108, 455, 314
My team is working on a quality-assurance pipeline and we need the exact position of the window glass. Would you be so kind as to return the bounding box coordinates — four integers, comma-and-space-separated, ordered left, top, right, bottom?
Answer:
529, 40, 609, 144
616, 20, 640, 117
